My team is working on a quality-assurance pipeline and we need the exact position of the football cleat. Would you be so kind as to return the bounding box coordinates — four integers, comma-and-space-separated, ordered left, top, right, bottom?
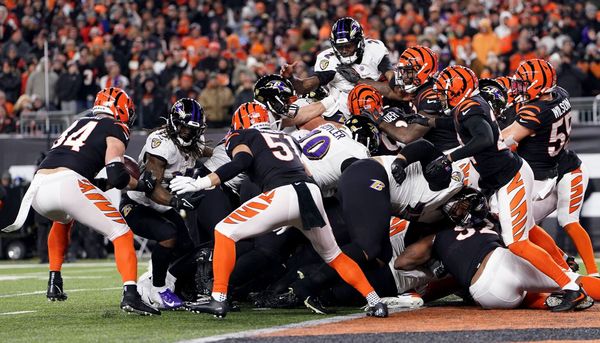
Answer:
304, 296, 336, 315
546, 287, 591, 312
121, 286, 161, 316
545, 290, 594, 311
185, 298, 228, 318
366, 302, 389, 318
565, 256, 579, 273
380, 292, 424, 309
47, 271, 68, 301
150, 288, 183, 310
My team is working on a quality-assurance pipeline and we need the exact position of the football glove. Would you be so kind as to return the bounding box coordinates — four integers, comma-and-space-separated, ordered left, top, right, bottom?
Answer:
401, 112, 430, 127
134, 171, 157, 197
391, 158, 408, 184
424, 155, 452, 191
170, 175, 212, 194
169, 192, 205, 211
336, 64, 361, 83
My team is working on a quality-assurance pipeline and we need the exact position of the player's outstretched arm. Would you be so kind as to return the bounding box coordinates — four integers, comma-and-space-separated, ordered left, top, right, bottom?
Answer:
394, 234, 435, 270
501, 121, 534, 149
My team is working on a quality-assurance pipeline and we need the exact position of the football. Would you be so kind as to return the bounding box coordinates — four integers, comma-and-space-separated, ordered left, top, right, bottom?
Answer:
124, 155, 141, 179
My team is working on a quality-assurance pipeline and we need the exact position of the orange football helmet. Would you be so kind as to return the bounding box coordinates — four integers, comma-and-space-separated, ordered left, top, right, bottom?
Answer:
231, 102, 271, 130
93, 87, 136, 127
348, 84, 383, 120
513, 59, 556, 103
433, 65, 479, 114
394, 46, 438, 93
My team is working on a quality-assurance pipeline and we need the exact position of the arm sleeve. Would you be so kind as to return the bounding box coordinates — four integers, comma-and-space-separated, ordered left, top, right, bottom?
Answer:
214, 151, 253, 183
433, 117, 456, 130
399, 139, 443, 166
314, 70, 336, 86
448, 116, 494, 161
106, 162, 130, 189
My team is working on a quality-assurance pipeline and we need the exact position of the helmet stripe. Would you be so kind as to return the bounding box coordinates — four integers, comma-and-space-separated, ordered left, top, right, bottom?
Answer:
537, 60, 547, 89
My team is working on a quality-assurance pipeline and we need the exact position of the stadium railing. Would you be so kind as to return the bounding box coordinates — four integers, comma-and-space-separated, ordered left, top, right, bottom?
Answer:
572, 96, 600, 125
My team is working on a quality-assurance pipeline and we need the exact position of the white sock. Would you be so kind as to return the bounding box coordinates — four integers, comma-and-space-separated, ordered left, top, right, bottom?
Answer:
562, 281, 580, 291
123, 281, 136, 286
366, 291, 381, 307
212, 292, 227, 302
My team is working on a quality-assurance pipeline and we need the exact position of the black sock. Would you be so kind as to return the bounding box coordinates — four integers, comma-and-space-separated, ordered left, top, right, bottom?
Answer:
152, 244, 173, 288
123, 284, 137, 295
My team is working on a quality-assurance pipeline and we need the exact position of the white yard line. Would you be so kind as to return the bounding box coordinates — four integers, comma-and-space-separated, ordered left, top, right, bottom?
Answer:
0, 310, 37, 316
0, 262, 117, 270
0, 275, 104, 281
0, 287, 121, 298
178, 307, 419, 343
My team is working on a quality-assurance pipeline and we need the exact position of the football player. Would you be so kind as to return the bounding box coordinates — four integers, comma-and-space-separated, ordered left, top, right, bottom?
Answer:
2, 87, 159, 315
501, 59, 597, 277
169, 104, 389, 319
280, 17, 394, 122
396, 188, 599, 311
426, 65, 586, 311
119, 98, 208, 310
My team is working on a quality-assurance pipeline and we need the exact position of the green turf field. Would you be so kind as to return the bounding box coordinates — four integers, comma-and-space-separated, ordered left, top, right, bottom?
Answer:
0, 260, 360, 343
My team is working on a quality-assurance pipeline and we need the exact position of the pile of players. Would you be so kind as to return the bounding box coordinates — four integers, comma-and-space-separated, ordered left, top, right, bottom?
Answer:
5, 17, 599, 318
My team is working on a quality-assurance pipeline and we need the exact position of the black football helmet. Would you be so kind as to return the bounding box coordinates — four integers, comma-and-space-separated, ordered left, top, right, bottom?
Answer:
344, 115, 380, 155
168, 98, 207, 147
443, 188, 490, 228
254, 74, 296, 117
479, 78, 508, 120
330, 17, 365, 65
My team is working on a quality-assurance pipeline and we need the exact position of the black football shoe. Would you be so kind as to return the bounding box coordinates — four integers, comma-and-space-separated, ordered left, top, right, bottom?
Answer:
47, 271, 68, 301
120, 285, 161, 316
548, 287, 590, 312
185, 298, 229, 318
304, 296, 336, 315
546, 289, 594, 312
366, 302, 389, 318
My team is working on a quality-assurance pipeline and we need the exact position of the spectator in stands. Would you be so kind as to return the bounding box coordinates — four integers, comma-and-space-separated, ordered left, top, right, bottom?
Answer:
199, 73, 234, 128
25, 58, 58, 109
0, 105, 15, 133
3, 29, 30, 58
56, 60, 83, 114
77, 47, 99, 110
136, 77, 168, 129
551, 53, 587, 98
98, 61, 129, 92
233, 72, 256, 110
173, 74, 201, 102
472, 18, 500, 68
0, 6, 17, 43
0, 61, 21, 104
509, 36, 537, 73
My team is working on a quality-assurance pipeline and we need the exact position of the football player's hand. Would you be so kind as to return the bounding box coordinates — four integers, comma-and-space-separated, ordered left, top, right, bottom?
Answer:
336, 64, 361, 83
169, 192, 205, 211
402, 113, 430, 127
424, 155, 452, 191
391, 158, 407, 184
280, 61, 298, 79
170, 175, 212, 194
134, 171, 156, 196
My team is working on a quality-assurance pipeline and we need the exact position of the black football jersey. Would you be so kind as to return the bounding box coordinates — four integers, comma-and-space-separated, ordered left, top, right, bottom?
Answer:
557, 149, 582, 180
433, 220, 503, 289
225, 128, 310, 191
416, 82, 460, 152
515, 87, 572, 178
39, 117, 130, 180
453, 95, 522, 190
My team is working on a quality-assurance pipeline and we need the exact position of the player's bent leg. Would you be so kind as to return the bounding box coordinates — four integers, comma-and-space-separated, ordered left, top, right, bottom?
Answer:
528, 225, 570, 269
60, 176, 158, 315
187, 186, 298, 318
46, 220, 73, 301
557, 166, 597, 275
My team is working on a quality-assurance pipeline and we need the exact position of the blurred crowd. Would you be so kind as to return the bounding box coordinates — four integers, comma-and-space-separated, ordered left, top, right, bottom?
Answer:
0, 0, 600, 133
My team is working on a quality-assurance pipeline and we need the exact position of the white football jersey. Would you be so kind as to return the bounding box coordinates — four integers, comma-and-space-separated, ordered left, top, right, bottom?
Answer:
203, 141, 247, 195
377, 156, 464, 223
314, 39, 389, 120
128, 129, 197, 212
297, 123, 369, 197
